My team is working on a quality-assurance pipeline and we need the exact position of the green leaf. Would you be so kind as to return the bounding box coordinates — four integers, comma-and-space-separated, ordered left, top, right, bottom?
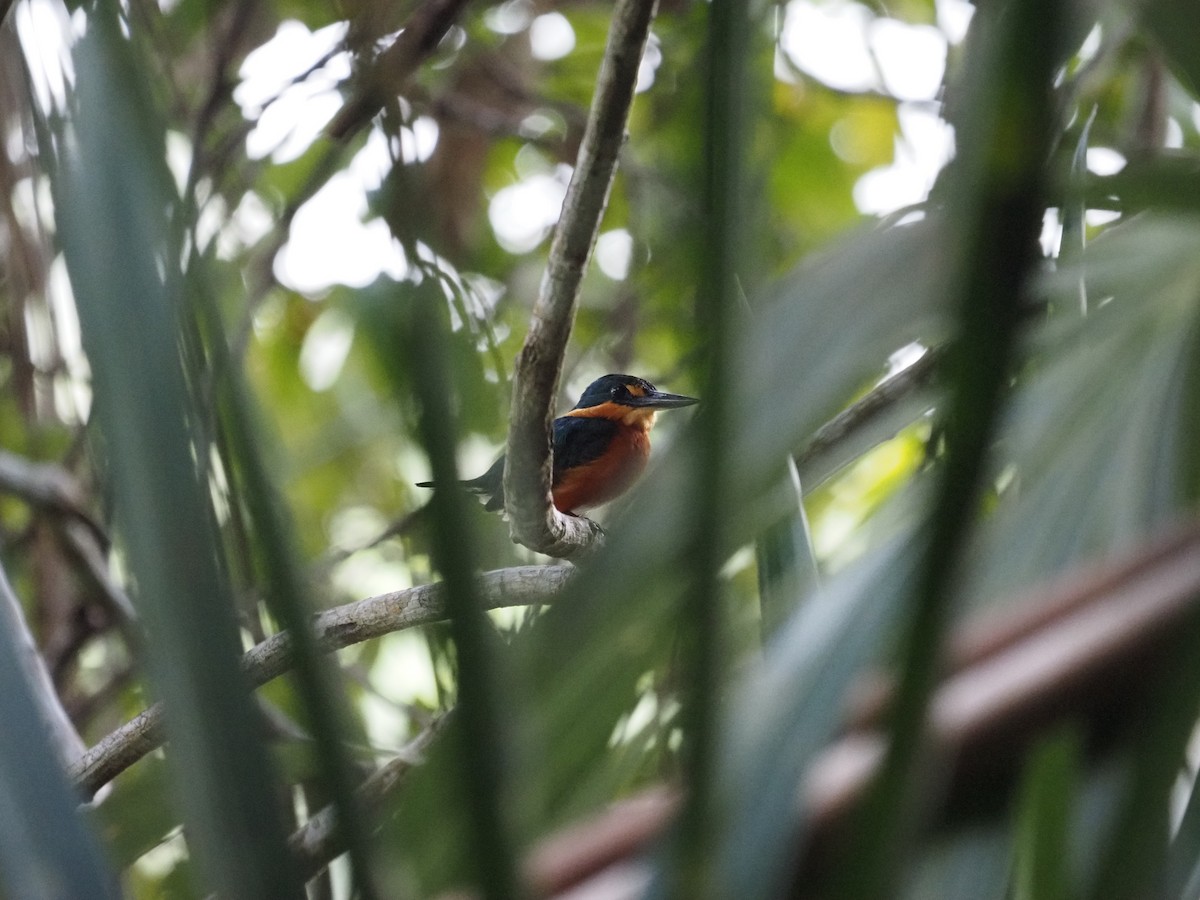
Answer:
1141, 0, 1200, 100
0, 578, 117, 899
195, 274, 380, 894
899, 824, 1013, 900
358, 278, 522, 899
708, 534, 919, 900
53, 12, 302, 898
754, 474, 819, 642
92, 755, 177, 869
964, 215, 1200, 612
1011, 729, 1082, 900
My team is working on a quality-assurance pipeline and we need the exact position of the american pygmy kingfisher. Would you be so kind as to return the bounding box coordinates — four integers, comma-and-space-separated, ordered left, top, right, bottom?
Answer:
421, 374, 699, 516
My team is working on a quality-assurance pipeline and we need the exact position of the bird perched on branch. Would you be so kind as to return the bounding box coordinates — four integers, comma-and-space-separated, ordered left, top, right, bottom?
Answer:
420, 374, 698, 516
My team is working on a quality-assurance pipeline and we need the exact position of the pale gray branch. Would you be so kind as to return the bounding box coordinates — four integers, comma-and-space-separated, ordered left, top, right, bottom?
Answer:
504, 0, 656, 560
795, 348, 940, 489
0, 450, 133, 624
291, 715, 449, 880
0, 449, 89, 517
71, 565, 571, 798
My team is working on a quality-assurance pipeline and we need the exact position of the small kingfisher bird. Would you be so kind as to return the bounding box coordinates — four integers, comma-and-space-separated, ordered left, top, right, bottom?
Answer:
422, 374, 698, 516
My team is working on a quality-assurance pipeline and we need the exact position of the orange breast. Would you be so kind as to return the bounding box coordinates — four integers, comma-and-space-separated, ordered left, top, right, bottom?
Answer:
551, 427, 651, 514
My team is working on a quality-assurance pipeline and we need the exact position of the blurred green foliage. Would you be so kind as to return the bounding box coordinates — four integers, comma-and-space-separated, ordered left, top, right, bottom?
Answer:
2, 0, 1200, 896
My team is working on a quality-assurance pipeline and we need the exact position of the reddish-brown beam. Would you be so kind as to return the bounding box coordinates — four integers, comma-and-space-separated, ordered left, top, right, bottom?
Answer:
520, 521, 1200, 899
843, 521, 1200, 731
526, 788, 678, 897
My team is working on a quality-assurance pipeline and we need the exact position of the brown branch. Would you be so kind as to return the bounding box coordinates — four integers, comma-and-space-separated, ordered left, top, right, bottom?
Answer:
70, 565, 572, 798
504, 0, 657, 560
515, 521, 1200, 898
1132, 54, 1167, 156
326, 0, 474, 142
0, 450, 136, 626
315, 507, 426, 573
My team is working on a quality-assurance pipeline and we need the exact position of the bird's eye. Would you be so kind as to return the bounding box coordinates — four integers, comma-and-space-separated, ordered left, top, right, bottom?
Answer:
611, 385, 624, 397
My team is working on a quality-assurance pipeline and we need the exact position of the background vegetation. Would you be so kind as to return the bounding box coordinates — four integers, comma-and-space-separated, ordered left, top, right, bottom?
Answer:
2, 0, 1200, 896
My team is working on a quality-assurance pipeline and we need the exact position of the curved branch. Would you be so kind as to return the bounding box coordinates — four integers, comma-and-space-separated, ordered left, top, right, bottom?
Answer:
504, 0, 657, 560
0, 449, 136, 625
795, 348, 941, 489
70, 565, 571, 798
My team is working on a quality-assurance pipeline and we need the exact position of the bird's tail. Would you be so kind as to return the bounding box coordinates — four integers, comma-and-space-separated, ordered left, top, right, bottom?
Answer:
416, 456, 505, 512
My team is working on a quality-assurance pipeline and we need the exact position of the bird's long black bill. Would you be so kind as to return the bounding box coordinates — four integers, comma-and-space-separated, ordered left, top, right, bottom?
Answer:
629, 390, 700, 409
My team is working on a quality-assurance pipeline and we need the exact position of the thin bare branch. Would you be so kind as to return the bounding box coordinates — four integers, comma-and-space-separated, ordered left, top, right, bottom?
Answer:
504, 0, 656, 560
70, 564, 571, 798
0, 450, 135, 625
291, 715, 449, 880
326, 0, 474, 142
0, 449, 90, 517
795, 349, 940, 488
58, 519, 137, 626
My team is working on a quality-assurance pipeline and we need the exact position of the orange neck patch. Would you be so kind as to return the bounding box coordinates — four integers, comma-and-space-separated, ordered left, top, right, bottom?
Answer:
563, 402, 658, 431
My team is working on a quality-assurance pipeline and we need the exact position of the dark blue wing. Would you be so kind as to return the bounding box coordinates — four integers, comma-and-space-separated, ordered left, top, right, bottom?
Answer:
552, 415, 618, 484
421, 417, 615, 513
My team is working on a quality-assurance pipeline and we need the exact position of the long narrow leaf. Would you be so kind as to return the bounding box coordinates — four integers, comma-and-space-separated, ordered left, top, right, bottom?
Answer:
669, 0, 755, 891
53, 12, 301, 898
364, 279, 522, 898
0, 569, 117, 900
709, 533, 920, 900
755, 459, 819, 641
1011, 729, 1081, 900
195, 279, 380, 896
835, 0, 1063, 892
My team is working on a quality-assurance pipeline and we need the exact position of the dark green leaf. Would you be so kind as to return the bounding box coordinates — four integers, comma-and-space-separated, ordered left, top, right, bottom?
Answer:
53, 14, 302, 898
